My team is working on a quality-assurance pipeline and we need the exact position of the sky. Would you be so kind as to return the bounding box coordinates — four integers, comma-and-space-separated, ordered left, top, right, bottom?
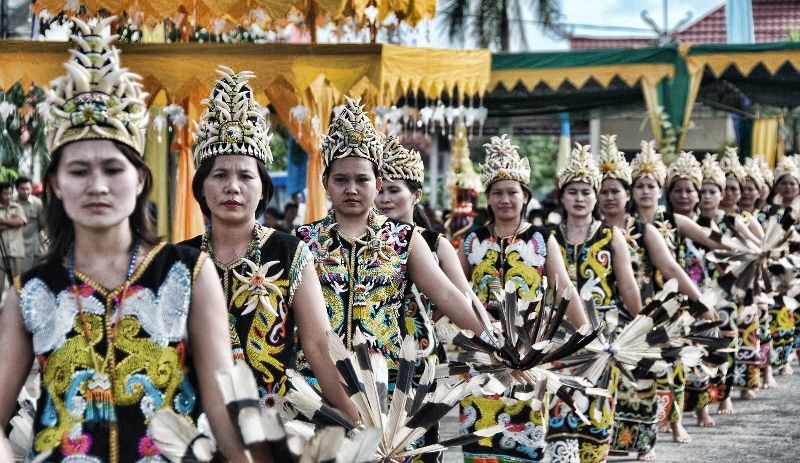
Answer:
418, 0, 725, 51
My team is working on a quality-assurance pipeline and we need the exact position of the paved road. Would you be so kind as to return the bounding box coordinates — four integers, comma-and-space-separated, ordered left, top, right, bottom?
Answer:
440, 364, 800, 462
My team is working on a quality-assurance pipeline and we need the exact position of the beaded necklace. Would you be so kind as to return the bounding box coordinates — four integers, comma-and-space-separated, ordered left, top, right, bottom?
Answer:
200, 223, 262, 266
66, 240, 139, 430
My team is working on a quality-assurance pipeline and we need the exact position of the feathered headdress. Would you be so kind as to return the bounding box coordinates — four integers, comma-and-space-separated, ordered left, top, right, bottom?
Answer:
719, 146, 747, 183
774, 154, 800, 184
752, 154, 774, 186
743, 156, 766, 189
322, 97, 383, 170
630, 140, 666, 186
479, 134, 530, 188
701, 153, 726, 190
46, 17, 148, 156
557, 143, 601, 191
381, 133, 424, 183
598, 134, 631, 186
193, 66, 273, 166
666, 151, 702, 188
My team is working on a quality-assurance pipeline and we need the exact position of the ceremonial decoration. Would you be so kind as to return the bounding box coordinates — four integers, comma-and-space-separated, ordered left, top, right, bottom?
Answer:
557, 142, 601, 191
445, 122, 483, 249
701, 154, 726, 190
479, 134, 531, 188
599, 134, 632, 185
322, 97, 384, 170
380, 133, 423, 183
630, 140, 667, 186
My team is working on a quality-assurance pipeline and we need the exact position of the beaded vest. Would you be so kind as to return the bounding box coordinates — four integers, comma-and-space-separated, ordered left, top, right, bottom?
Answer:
295, 209, 414, 375
181, 225, 311, 407
17, 244, 203, 462
462, 222, 548, 310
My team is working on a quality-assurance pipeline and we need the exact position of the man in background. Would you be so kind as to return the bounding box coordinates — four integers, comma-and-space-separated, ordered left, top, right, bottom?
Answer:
15, 177, 45, 273
0, 182, 26, 299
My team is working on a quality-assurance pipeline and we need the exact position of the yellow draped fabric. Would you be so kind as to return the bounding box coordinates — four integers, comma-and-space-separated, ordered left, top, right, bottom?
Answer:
171, 87, 208, 242
32, 0, 435, 32
751, 116, 784, 168
490, 63, 674, 92
0, 41, 489, 222
144, 90, 172, 239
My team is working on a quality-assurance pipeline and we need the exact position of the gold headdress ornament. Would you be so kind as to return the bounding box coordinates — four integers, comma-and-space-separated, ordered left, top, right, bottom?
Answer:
46, 17, 148, 156
479, 134, 531, 188
752, 154, 774, 186
775, 154, 800, 183
598, 134, 631, 185
322, 96, 383, 170
557, 143, 601, 191
630, 140, 667, 186
666, 151, 703, 188
743, 156, 766, 189
193, 66, 273, 166
700, 153, 726, 190
719, 146, 747, 183
381, 133, 424, 183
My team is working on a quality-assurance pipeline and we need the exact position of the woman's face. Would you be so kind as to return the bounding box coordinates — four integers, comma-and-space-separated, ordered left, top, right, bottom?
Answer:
202, 155, 263, 226
739, 179, 759, 210
631, 176, 662, 210
561, 181, 596, 220
720, 177, 741, 209
376, 179, 420, 222
324, 157, 381, 218
51, 140, 144, 233
598, 178, 630, 219
668, 179, 699, 215
487, 179, 528, 223
699, 182, 722, 215
776, 175, 800, 203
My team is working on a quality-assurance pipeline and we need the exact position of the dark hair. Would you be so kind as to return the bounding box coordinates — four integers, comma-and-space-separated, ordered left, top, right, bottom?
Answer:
403, 179, 433, 229
322, 158, 380, 179
283, 202, 298, 214
191, 156, 274, 219
484, 180, 531, 224
265, 207, 282, 218
43, 141, 160, 264
0, 182, 12, 193
664, 178, 699, 214
14, 176, 31, 188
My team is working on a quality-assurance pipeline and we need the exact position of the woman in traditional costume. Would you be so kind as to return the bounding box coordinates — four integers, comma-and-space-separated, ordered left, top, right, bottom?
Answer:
0, 20, 247, 462
295, 97, 495, 395
179, 67, 359, 422
545, 143, 642, 463
455, 134, 585, 463
596, 136, 706, 460
758, 156, 799, 376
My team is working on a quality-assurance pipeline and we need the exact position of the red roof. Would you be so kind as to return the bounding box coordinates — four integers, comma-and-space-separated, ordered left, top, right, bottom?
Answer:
570, 0, 800, 50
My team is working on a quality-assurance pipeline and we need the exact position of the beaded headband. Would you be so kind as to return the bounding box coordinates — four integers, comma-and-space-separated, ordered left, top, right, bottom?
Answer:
322, 96, 383, 170
557, 143, 601, 191
719, 146, 747, 183
381, 133, 424, 183
479, 134, 531, 188
46, 17, 148, 156
700, 153, 726, 190
193, 66, 273, 166
598, 134, 632, 186
666, 151, 703, 188
630, 140, 666, 186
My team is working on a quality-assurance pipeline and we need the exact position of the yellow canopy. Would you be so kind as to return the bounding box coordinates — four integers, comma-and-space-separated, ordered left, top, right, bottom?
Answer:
0, 41, 489, 225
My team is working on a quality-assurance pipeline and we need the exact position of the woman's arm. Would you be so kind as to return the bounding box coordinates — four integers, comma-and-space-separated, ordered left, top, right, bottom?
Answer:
189, 260, 249, 463
0, 289, 33, 439
674, 214, 725, 250
457, 241, 471, 278
292, 263, 360, 422
409, 233, 484, 334
610, 227, 643, 317
435, 237, 491, 323
545, 235, 588, 327
643, 223, 702, 301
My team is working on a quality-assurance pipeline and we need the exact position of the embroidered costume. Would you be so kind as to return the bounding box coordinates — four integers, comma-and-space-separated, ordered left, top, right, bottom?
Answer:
18, 244, 205, 462
181, 226, 310, 406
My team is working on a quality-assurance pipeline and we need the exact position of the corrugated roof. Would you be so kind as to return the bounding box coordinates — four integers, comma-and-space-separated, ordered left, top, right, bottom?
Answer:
570, 0, 800, 50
